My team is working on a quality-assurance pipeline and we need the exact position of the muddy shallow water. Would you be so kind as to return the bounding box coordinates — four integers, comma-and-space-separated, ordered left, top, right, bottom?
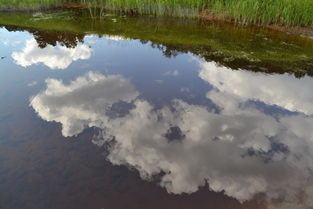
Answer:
0, 9, 313, 209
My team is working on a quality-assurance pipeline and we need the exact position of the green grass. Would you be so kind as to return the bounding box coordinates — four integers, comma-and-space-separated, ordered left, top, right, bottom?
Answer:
0, 0, 313, 27
0, 0, 63, 10
79, 0, 313, 27
208, 0, 313, 27
80, 0, 205, 17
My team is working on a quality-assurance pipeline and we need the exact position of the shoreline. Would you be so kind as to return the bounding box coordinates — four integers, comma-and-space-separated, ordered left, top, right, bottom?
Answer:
199, 11, 313, 39
0, 3, 313, 39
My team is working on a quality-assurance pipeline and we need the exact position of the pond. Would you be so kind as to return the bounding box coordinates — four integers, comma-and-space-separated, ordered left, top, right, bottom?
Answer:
1, 9, 313, 209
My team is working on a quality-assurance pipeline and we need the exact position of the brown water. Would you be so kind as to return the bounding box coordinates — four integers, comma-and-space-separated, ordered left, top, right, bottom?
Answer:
1, 9, 313, 209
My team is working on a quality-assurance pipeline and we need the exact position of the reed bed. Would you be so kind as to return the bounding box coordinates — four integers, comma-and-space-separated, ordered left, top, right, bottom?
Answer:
80, 0, 205, 17
0, 0, 63, 10
80, 0, 313, 27
209, 0, 313, 27
0, 0, 312, 27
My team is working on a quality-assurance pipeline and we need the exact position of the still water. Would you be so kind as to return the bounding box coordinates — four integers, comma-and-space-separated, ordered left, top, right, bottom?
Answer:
1, 9, 313, 209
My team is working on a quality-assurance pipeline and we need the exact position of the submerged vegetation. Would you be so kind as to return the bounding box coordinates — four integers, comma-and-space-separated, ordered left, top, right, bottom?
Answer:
0, 0, 313, 27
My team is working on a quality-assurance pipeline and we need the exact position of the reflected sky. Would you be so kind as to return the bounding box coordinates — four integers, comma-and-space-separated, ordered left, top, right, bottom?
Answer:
1, 14, 313, 209
12, 38, 92, 69
30, 61, 313, 209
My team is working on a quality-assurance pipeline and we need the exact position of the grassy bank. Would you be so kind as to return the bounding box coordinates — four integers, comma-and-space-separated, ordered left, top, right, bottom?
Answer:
80, 0, 313, 27
0, 0, 312, 27
0, 0, 63, 10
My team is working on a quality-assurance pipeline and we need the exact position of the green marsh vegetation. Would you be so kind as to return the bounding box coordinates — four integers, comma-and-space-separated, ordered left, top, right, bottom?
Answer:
80, 0, 313, 27
0, 0, 313, 27
0, 0, 63, 10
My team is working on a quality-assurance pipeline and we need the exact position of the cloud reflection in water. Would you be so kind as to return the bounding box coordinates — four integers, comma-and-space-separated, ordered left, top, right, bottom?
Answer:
30, 60, 313, 209
12, 38, 92, 70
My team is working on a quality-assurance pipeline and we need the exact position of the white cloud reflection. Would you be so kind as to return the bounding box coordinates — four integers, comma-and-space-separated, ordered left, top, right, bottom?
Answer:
30, 62, 313, 209
104, 34, 129, 41
31, 72, 138, 136
12, 39, 92, 70
27, 81, 38, 87
199, 61, 313, 115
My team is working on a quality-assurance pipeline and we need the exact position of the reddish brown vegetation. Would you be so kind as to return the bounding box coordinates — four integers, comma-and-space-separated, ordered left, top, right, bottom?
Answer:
63, 3, 85, 9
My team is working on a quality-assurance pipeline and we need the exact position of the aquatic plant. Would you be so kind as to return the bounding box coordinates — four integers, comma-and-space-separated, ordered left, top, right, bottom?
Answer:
0, 0, 64, 10
0, 0, 312, 27
208, 0, 313, 27
78, 0, 313, 27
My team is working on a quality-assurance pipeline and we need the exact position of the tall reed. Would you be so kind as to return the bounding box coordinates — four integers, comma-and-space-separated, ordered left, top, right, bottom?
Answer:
208, 0, 313, 26
80, 0, 313, 26
0, 0, 64, 10
0, 0, 312, 27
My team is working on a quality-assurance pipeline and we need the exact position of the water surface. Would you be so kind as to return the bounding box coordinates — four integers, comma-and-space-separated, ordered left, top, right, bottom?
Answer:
1, 9, 313, 209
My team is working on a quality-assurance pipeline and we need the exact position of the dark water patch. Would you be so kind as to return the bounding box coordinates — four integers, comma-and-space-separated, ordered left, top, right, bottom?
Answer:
0, 113, 13, 123
164, 126, 185, 142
